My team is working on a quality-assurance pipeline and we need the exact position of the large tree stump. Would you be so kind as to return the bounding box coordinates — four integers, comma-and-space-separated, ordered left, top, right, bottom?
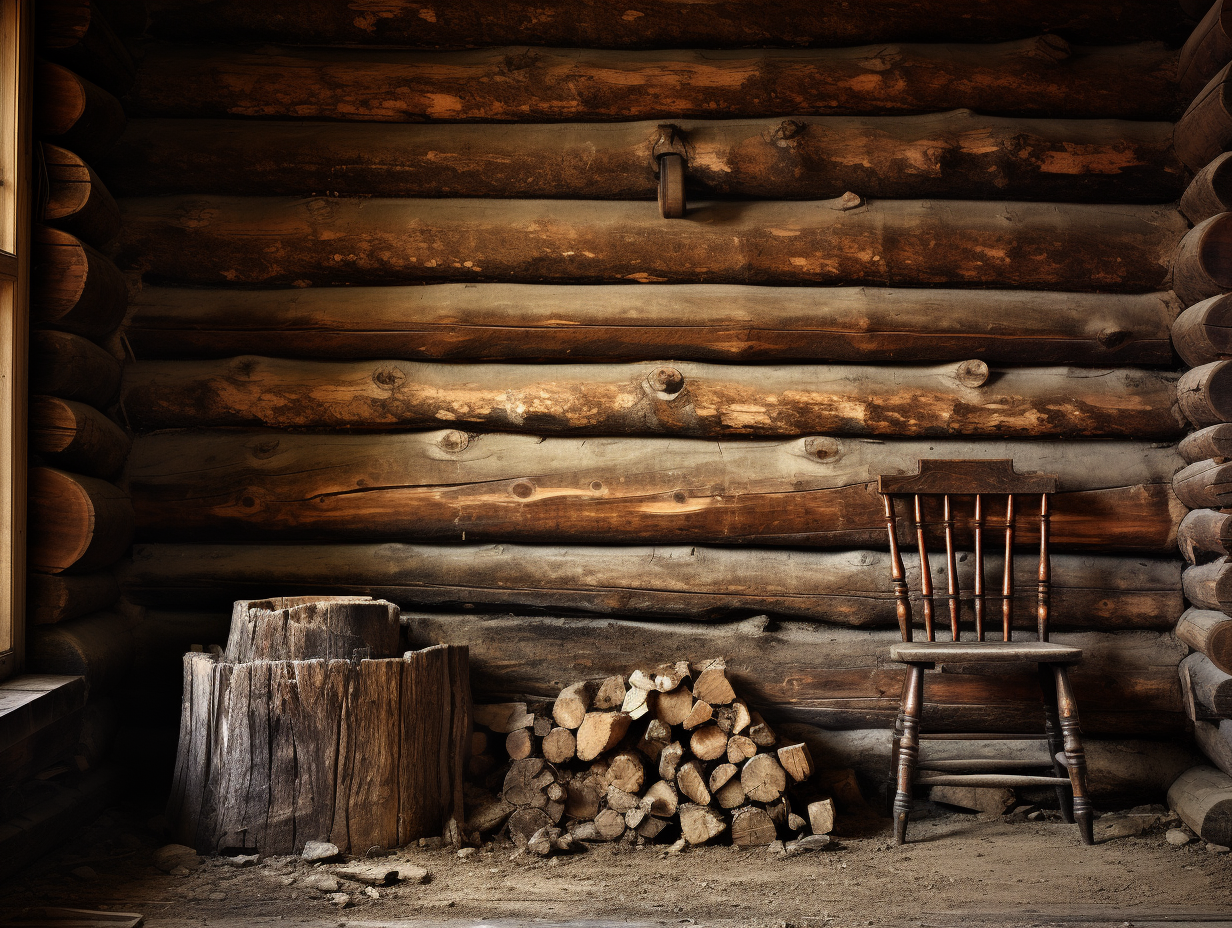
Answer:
167, 595, 470, 855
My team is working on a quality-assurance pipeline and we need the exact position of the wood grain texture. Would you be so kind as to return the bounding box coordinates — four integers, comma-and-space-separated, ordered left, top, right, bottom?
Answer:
1175, 62, 1232, 173
403, 611, 1186, 735
1176, 605, 1232, 674
166, 645, 470, 854
1179, 508, 1232, 564
1172, 458, 1232, 509
141, 0, 1190, 47
1181, 423, 1232, 462
124, 430, 1187, 552
1181, 151, 1232, 226
1178, 361, 1232, 429
31, 395, 129, 479
222, 596, 400, 662
100, 114, 1186, 203
1196, 720, 1232, 777
1171, 213, 1232, 307
126, 40, 1181, 124
1180, 0, 1232, 98
117, 196, 1187, 291
1169, 765, 1232, 845
29, 330, 121, 410
1172, 293, 1232, 366
117, 542, 1184, 631
119, 358, 1186, 439
27, 570, 119, 625
1180, 651, 1232, 720
29, 467, 132, 574
32, 226, 127, 339
123, 284, 1181, 366
41, 144, 121, 249
34, 60, 124, 160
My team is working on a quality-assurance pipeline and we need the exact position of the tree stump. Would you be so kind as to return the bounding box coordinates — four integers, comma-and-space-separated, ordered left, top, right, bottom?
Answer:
167, 596, 470, 855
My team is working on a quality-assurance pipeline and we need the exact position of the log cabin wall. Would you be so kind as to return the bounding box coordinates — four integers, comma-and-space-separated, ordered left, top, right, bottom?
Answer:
44, 0, 1232, 796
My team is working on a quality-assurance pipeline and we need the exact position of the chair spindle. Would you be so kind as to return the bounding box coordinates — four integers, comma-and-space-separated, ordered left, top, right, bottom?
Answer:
1002, 493, 1015, 642
973, 494, 985, 641
1038, 493, 1051, 642
883, 494, 913, 642
943, 494, 960, 641
914, 494, 935, 641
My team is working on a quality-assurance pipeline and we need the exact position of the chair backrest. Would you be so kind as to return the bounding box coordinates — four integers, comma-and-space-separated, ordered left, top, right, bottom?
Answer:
877, 459, 1058, 644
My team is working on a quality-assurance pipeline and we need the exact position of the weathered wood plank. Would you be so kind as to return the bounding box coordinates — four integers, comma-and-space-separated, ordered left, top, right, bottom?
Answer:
117, 196, 1186, 291
125, 430, 1186, 552
120, 358, 1186, 438
141, 0, 1190, 48
126, 40, 1181, 124
403, 611, 1186, 735
117, 542, 1184, 631
100, 114, 1185, 203
123, 284, 1181, 366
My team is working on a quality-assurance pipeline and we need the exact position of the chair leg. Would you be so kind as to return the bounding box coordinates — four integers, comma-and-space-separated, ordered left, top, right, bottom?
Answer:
1053, 665, 1094, 846
1037, 663, 1073, 823
888, 672, 910, 814
894, 664, 924, 845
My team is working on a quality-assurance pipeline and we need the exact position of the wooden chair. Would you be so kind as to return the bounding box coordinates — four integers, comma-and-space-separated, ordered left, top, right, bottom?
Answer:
877, 459, 1093, 846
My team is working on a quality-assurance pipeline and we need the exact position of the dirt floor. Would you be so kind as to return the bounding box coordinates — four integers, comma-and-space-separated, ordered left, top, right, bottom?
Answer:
2, 800, 1232, 928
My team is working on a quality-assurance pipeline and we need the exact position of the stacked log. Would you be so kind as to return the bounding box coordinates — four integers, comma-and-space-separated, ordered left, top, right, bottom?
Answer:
463, 659, 834, 851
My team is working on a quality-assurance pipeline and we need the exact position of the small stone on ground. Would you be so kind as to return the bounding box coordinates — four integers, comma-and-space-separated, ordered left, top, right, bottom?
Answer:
301, 840, 340, 862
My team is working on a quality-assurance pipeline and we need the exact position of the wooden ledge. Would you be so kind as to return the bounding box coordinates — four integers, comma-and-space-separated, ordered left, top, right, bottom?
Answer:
0, 674, 86, 755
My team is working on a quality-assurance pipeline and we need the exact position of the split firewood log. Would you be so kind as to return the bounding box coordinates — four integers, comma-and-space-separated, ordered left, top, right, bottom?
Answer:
543, 727, 577, 763
766, 797, 789, 825
788, 812, 808, 832
637, 815, 669, 840
606, 751, 645, 793
777, 743, 815, 782
629, 660, 691, 692
552, 681, 595, 729
506, 728, 535, 760
576, 711, 632, 761
638, 718, 671, 760
655, 685, 694, 725
693, 658, 737, 705
715, 778, 748, 809
679, 803, 727, 845
643, 780, 679, 817
533, 713, 553, 737
594, 808, 627, 840
659, 741, 684, 780
564, 781, 601, 820
808, 797, 837, 835
682, 699, 713, 730
621, 684, 655, 719
464, 794, 515, 834
709, 763, 738, 792
508, 808, 552, 848
502, 757, 557, 808
593, 674, 627, 709
742, 753, 788, 802
690, 724, 729, 761
568, 821, 601, 841
677, 759, 711, 805
747, 711, 776, 747
625, 807, 647, 829
727, 734, 758, 764
605, 785, 639, 812
474, 702, 534, 733
731, 806, 777, 847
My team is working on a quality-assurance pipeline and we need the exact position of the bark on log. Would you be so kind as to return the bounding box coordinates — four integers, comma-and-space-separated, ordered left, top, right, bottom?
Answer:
403, 611, 1187, 735
1168, 765, 1232, 845
1176, 63, 1232, 173
31, 395, 129, 479
36, 0, 136, 96
101, 113, 1186, 204
1172, 214, 1232, 307
118, 543, 1184, 631
223, 596, 400, 662
1181, 652, 1232, 719
123, 284, 1181, 366
29, 330, 122, 409
126, 40, 1180, 124
33, 227, 127, 339
27, 570, 119, 625
41, 144, 121, 250
140, 0, 1189, 47
26, 611, 132, 694
1181, 152, 1232, 227
167, 645, 470, 855
1178, 361, 1232, 429
124, 430, 1187, 552
1181, 423, 1232, 462
1172, 458, 1232, 509
1173, 294, 1232, 366
120, 358, 1186, 439
1181, 0, 1232, 98
34, 61, 125, 160
1196, 720, 1232, 777
29, 467, 133, 574
1176, 605, 1232, 674
1179, 509, 1232, 563
118, 196, 1187, 291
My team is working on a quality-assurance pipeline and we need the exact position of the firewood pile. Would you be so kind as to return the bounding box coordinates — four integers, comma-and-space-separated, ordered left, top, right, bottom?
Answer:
463, 659, 836, 854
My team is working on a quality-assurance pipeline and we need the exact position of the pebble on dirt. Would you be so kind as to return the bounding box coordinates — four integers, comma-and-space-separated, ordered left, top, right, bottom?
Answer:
301, 841, 340, 862
1167, 829, 1195, 846
154, 844, 204, 872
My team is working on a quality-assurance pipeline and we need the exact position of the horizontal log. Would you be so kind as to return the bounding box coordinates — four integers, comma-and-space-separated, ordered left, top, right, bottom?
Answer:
1176, 605, 1232, 674
29, 330, 121, 409
117, 542, 1184, 631
27, 571, 120, 625
1175, 62, 1232, 173
1179, 508, 1232, 563
1172, 293, 1232, 366
121, 358, 1187, 439
1177, 360, 1232, 429
403, 611, 1186, 735
1181, 152, 1232, 227
26, 611, 133, 695
36, 0, 136, 96
31, 395, 130, 479
1181, 652, 1232, 719
1173, 458, 1232, 509
126, 430, 1186, 553
29, 467, 133, 574
124, 284, 1181, 366
1183, 565, 1232, 611
127, 40, 1181, 124
34, 61, 125, 160
41, 144, 121, 249
1196, 720, 1232, 777
141, 0, 1189, 47
118, 196, 1187, 291
100, 114, 1186, 204
1181, 423, 1232, 462
32, 226, 127, 339
1171, 213, 1232, 307
1169, 765, 1232, 845
1181, 0, 1232, 98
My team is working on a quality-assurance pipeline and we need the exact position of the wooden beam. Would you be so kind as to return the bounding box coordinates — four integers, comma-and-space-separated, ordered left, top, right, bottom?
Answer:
141, 0, 1190, 47
29, 467, 132, 574
31, 395, 130, 479
400, 611, 1186, 735
1176, 604, 1232, 674
123, 284, 1180, 366
1181, 0, 1232, 99
119, 358, 1187, 438
1169, 765, 1232, 846
1180, 651, 1232, 719
1173, 293, 1232, 366
1196, 720, 1232, 777
1178, 360, 1232, 429
32, 226, 127, 339
99, 114, 1186, 204
1171, 213, 1232, 307
36, 0, 136, 96
117, 195, 1187, 291
125, 430, 1186, 552
117, 542, 1184, 631
1175, 62, 1232, 173
27, 571, 120, 625
1181, 152, 1232, 227
1179, 508, 1232, 563
1173, 458, 1232, 508
29, 330, 121, 410
41, 143, 121, 249
34, 60, 125, 160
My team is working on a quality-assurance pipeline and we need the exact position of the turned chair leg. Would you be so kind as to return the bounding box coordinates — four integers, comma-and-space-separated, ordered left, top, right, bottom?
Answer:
1038, 663, 1073, 823
894, 664, 925, 845
1053, 665, 1094, 845
888, 672, 910, 814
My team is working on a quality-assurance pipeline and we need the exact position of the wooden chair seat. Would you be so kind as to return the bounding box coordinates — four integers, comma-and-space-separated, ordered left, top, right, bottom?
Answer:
890, 641, 1083, 664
